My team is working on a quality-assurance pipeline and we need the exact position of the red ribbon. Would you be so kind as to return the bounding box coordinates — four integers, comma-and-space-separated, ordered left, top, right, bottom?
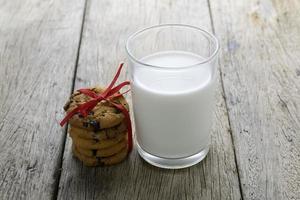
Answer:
60, 63, 132, 153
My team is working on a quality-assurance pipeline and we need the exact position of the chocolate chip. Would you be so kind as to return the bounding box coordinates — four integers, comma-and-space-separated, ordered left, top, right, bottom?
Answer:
63, 101, 71, 111
89, 120, 100, 131
78, 114, 84, 118
92, 149, 97, 156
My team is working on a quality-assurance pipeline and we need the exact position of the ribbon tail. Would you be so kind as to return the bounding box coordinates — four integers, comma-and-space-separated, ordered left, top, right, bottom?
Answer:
107, 81, 130, 97
102, 63, 124, 96
60, 107, 80, 127
111, 89, 131, 99
111, 102, 133, 153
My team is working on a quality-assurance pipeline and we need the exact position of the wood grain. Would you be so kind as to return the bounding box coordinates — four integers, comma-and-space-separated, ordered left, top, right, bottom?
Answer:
57, 0, 241, 199
209, 0, 300, 199
0, 0, 85, 199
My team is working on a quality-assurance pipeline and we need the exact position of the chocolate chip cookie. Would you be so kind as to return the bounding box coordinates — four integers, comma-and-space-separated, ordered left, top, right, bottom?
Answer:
72, 145, 128, 166
69, 130, 126, 149
64, 86, 129, 131
74, 139, 127, 157
69, 122, 127, 140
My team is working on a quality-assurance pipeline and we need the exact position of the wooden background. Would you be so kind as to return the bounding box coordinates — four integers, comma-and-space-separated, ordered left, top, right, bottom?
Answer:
0, 0, 299, 199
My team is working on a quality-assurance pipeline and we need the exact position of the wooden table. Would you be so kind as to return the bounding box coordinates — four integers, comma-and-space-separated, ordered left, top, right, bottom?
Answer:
0, 0, 299, 199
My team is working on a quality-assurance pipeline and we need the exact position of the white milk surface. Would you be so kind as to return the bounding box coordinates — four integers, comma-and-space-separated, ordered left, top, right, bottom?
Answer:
132, 51, 216, 158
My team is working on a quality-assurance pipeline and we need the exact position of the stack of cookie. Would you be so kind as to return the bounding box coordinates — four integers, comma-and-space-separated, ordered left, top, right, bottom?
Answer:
63, 87, 130, 166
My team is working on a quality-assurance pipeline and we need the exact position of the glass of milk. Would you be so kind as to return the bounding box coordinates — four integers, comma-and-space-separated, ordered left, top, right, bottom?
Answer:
126, 24, 219, 169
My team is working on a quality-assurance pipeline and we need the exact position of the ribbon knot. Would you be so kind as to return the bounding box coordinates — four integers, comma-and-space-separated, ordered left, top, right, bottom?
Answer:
60, 63, 132, 153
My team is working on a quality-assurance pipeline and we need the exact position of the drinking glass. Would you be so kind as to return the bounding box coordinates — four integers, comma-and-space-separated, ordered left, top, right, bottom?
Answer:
126, 24, 219, 169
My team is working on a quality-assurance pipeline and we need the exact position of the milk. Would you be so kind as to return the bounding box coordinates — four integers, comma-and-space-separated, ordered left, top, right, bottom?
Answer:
131, 51, 216, 158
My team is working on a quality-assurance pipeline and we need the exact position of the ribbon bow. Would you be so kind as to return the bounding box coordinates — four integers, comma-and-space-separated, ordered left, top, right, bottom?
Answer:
60, 63, 132, 153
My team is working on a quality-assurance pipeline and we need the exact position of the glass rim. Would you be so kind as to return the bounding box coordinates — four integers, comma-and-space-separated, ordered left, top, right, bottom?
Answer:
125, 24, 220, 69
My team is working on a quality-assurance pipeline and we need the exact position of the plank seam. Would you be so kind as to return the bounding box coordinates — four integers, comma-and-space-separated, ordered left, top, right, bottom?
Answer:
206, 0, 215, 34
206, 0, 244, 199
52, 0, 89, 199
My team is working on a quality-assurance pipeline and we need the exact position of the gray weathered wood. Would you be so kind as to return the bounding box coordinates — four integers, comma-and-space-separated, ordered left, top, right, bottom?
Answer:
209, 0, 300, 199
0, 0, 85, 199
57, 0, 242, 199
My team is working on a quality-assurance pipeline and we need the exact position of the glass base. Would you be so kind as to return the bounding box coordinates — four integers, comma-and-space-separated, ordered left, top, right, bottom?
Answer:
137, 143, 209, 169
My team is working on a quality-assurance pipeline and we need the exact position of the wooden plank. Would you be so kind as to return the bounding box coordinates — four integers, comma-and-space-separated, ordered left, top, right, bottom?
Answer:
0, 0, 86, 199
57, 0, 242, 199
209, 0, 300, 199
